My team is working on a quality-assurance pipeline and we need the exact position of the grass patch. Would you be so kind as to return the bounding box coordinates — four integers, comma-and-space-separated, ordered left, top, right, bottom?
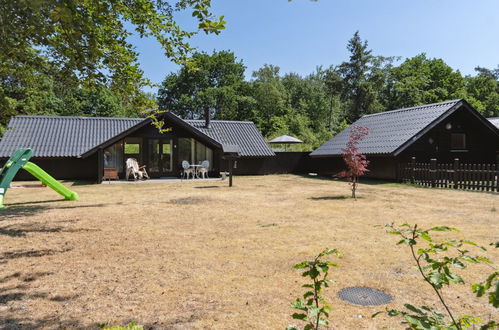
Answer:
1, 174, 497, 329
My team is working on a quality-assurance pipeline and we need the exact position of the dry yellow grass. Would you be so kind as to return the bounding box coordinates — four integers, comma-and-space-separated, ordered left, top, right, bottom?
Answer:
0, 175, 497, 329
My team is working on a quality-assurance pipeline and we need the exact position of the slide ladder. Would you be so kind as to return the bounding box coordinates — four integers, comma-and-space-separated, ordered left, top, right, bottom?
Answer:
0, 148, 78, 209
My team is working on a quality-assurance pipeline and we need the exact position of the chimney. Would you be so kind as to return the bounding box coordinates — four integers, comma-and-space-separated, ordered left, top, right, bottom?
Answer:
204, 107, 211, 129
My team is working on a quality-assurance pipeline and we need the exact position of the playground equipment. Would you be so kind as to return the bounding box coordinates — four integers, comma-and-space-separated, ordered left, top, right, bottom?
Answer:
0, 148, 79, 209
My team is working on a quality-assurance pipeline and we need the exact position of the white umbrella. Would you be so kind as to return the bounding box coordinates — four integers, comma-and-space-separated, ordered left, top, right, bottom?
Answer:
268, 135, 303, 151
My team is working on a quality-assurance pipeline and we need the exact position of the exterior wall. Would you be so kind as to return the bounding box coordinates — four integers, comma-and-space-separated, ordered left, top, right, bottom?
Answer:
103, 123, 222, 178
0, 154, 99, 182
311, 155, 397, 180
221, 152, 340, 176
398, 106, 499, 164
225, 152, 310, 175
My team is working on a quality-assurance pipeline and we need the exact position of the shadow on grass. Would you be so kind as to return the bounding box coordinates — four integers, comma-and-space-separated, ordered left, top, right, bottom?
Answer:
0, 248, 72, 261
70, 180, 95, 186
298, 174, 402, 186
1, 201, 123, 220
1, 317, 86, 330
0, 271, 81, 329
194, 185, 222, 189
0, 224, 63, 237
309, 195, 350, 201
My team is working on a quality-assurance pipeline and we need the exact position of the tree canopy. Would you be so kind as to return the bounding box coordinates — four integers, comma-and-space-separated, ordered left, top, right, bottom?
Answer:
157, 32, 499, 151
0, 0, 225, 132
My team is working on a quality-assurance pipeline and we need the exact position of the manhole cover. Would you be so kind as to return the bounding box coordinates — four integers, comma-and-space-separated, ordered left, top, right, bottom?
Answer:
338, 286, 392, 306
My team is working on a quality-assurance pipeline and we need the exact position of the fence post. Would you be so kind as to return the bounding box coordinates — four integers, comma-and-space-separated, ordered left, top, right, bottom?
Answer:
410, 157, 416, 184
453, 158, 459, 189
430, 158, 437, 188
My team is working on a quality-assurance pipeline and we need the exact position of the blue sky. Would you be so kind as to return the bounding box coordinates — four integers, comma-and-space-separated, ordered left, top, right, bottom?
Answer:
128, 0, 499, 93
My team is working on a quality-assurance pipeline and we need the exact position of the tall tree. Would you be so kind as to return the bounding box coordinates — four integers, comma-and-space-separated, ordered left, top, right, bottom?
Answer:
335, 31, 392, 122
250, 65, 292, 136
384, 54, 466, 109
465, 67, 499, 117
157, 50, 247, 119
0, 0, 225, 129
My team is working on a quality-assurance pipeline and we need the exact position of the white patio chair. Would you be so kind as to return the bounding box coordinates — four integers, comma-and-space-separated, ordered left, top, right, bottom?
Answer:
126, 158, 149, 180
198, 160, 210, 179
181, 160, 194, 179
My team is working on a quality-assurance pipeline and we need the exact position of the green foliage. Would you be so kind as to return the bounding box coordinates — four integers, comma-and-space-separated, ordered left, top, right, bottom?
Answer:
334, 31, 395, 122
472, 271, 499, 308
385, 54, 467, 110
287, 248, 341, 330
472, 242, 499, 311
0, 0, 223, 127
465, 67, 499, 118
374, 224, 492, 330
157, 50, 247, 120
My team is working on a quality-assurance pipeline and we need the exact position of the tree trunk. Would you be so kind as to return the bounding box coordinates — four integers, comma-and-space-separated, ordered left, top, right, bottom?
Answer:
352, 176, 357, 199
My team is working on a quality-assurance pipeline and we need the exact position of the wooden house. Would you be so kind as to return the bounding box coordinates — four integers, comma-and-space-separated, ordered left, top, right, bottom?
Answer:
310, 99, 499, 179
0, 112, 275, 182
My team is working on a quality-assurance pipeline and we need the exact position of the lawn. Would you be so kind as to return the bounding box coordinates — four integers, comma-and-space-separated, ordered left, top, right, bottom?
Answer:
1, 175, 497, 329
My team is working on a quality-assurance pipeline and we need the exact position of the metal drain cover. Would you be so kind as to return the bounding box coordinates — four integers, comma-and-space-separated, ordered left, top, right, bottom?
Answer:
338, 286, 392, 306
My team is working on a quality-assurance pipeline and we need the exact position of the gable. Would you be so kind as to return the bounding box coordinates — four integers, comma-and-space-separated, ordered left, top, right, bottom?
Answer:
0, 114, 274, 159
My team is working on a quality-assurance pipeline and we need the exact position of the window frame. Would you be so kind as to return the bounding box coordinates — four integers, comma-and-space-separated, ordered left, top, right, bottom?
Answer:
450, 133, 467, 151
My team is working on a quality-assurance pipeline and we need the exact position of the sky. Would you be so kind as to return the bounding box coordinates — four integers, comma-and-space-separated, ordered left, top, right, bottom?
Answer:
127, 0, 499, 93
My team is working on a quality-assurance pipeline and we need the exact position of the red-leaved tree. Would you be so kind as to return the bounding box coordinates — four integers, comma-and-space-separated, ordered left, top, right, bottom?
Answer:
335, 125, 369, 199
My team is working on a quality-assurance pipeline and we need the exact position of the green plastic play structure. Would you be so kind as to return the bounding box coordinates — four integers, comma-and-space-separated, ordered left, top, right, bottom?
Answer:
0, 148, 79, 209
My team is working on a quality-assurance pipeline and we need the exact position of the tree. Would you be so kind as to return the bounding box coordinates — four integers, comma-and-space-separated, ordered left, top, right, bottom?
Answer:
157, 50, 247, 119
335, 31, 393, 122
384, 54, 466, 110
0, 0, 225, 128
335, 125, 369, 199
250, 65, 292, 136
465, 67, 499, 118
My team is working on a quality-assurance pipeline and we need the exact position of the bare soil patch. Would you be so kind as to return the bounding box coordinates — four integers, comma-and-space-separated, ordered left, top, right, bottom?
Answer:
1, 175, 497, 329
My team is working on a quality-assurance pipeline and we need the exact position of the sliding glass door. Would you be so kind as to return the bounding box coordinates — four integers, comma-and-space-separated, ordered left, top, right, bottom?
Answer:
148, 139, 173, 177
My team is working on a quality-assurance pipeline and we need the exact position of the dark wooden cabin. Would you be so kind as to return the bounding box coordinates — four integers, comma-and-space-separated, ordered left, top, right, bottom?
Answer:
0, 112, 275, 183
310, 99, 499, 179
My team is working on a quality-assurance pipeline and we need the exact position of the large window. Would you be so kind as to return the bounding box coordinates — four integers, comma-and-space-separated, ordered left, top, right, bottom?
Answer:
103, 142, 124, 173
450, 133, 466, 150
178, 138, 213, 169
124, 137, 142, 162
178, 138, 192, 164
194, 140, 213, 169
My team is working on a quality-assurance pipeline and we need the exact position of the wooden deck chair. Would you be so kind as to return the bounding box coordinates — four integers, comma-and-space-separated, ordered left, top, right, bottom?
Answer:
126, 158, 149, 180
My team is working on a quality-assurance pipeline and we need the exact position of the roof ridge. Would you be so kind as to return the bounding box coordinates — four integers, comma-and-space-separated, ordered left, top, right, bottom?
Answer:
362, 99, 462, 119
15, 115, 144, 121
185, 119, 254, 124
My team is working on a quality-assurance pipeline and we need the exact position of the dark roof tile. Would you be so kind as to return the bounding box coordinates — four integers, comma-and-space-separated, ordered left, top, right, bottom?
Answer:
0, 115, 274, 158
310, 99, 462, 156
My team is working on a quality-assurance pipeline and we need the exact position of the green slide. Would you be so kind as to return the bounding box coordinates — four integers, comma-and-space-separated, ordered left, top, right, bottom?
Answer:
0, 148, 79, 209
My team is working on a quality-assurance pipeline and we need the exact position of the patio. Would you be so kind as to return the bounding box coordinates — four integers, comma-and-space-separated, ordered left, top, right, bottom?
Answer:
100, 177, 225, 184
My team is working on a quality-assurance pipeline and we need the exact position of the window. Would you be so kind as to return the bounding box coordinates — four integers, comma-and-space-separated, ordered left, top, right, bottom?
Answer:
124, 138, 142, 155
451, 133, 466, 150
124, 143, 140, 154
178, 138, 192, 164
103, 142, 124, 172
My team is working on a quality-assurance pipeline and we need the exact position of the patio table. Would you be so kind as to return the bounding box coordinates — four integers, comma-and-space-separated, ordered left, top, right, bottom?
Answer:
190, 164, 202, 178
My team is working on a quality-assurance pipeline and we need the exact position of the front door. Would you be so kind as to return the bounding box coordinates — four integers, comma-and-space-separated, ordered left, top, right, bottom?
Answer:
148, 139, 173, 177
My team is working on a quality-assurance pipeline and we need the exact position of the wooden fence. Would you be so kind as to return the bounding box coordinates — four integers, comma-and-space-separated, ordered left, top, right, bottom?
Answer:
398, 158, 499, 192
